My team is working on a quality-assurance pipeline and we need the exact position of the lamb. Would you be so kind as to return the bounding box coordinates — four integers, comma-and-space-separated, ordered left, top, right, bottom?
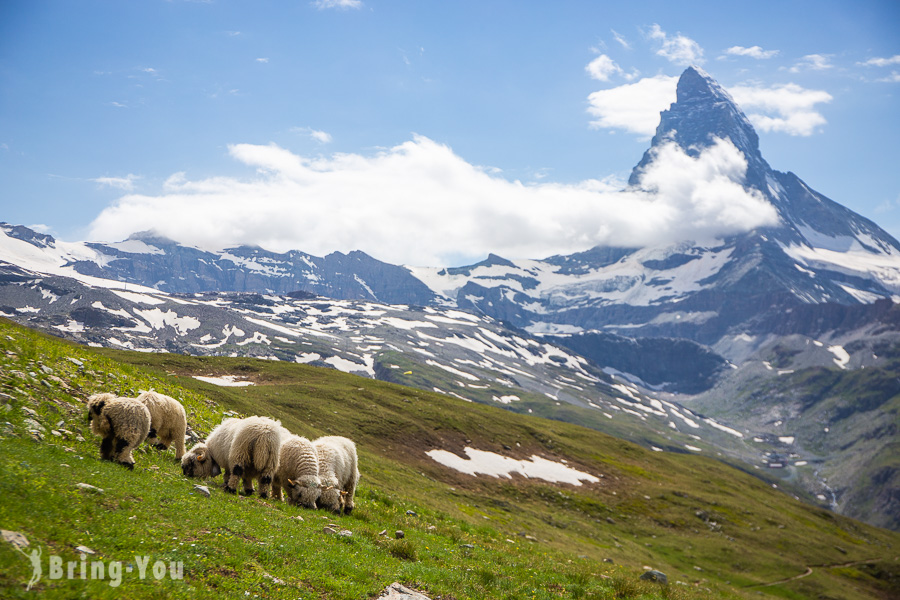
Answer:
313, 436, 359, 515
86, 392, 151, 470
136, 390, 187, 460
181, 416, 286, 498
272, 435, 320, 508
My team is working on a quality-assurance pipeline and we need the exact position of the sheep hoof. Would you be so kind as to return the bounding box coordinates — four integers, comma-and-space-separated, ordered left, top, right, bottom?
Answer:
343, 507, 353, 516
154, 443, 167, 450
259, 492, 269, 499
241, 489, 254, 497
119, 461, 135, 470
223, 486, 236, 494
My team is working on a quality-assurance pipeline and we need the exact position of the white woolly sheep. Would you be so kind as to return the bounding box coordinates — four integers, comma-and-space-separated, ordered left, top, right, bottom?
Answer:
181, 416, 286, 498
86, 392, 151, 470
313, 436, 359, 515
136, 390, 187, 460
273, 435, 320, 508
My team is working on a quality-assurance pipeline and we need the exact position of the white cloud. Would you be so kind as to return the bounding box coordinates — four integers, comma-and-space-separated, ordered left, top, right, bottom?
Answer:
647, 24, 704, 66
256, 57, 270, 63
858, 55, 900, 67
586, 75, 677, 137
313, 0, 362, 9
92, 174, 140, 191
877, 71, 900, 83
724, 45, 778, 60
87, 136, 777, 266
292, 127, 333, 143
729, 83, 832, 136
788, 54, 833, 72
611, 29, 630, 50
585, 55, 622, 81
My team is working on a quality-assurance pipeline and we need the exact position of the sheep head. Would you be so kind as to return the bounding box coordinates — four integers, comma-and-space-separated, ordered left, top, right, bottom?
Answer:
181, 443, 220, 479
317, 482, 342, 514
86, 393, 117, 436
286, 477, 320, 509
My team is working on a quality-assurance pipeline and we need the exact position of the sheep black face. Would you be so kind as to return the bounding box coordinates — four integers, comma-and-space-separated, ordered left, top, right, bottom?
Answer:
87, 400, 105, 424
318, 485, 343, 515
286, 479, 319, 509
181, 444, 219, 479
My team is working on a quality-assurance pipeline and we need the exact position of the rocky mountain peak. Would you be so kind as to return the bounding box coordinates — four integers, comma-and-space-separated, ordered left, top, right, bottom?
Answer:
630, 67, 766, 187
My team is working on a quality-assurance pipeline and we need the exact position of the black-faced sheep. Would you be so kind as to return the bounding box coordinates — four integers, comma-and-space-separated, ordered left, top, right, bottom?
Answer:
272, 435, 320, 508
86, 392, 151, 470
181, 416, 286, 498
313, 436, 359, 515
136, 390, 187, 460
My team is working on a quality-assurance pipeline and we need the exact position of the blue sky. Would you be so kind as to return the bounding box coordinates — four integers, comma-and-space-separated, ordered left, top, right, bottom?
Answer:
1, 0, 899, 266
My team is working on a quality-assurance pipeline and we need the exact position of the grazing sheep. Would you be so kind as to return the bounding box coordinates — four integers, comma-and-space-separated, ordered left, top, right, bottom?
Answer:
86, 393, 151, 470
136, 390, 187, 460
313, 436, 359, 515
181, 416, 286, 498
273, 435, 320, 508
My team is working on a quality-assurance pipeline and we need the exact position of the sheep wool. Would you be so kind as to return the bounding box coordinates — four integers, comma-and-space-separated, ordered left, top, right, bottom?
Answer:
86, 393, 151, 470
313, 436, 360, 515
182, 416, 286, 498
137, 390, 187, 459
273, 435, 320, 508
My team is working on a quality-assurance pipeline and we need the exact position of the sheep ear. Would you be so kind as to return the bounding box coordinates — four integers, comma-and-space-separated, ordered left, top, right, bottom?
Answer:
196, 452, 206, 463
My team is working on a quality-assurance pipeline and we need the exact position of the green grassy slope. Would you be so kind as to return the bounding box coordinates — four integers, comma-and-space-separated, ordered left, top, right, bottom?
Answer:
0, 318, 898, 599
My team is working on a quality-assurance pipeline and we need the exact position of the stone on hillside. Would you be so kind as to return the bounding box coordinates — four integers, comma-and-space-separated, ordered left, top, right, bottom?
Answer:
376, 582, 433, 600
75, 545, 95, 555
23, 418, 45, 432
1, 530, 29, 550
394, 530, 405, 539
75, 483, 104, 493
67, 357, 84, 368
640, 570, 668, 585
193, 485, 211, 498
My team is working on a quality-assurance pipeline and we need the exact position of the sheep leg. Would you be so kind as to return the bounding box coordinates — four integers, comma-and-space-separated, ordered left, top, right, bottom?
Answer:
224, 464, 241, 494
173, 434, 185, 461
240, 471, 255, 496
258, 474, 273, 499
115, 438, 135, 470
100, 434, 115, 461
342, 476, 358, 515
271, 480, 282, 501
155, 429, 171, 451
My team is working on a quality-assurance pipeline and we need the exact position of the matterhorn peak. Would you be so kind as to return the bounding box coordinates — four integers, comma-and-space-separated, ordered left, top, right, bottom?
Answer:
629, 67, 766, 187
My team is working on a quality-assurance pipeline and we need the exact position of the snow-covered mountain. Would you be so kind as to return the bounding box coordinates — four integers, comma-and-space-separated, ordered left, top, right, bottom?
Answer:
411, 67, 900, 348
0, 223, 436, 306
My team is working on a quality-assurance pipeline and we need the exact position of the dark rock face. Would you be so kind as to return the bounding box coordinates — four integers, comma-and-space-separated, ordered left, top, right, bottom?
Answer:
549, 332, 729, 394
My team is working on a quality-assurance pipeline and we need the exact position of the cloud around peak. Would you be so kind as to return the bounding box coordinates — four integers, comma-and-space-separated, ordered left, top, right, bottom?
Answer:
88, 135, 777, 266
